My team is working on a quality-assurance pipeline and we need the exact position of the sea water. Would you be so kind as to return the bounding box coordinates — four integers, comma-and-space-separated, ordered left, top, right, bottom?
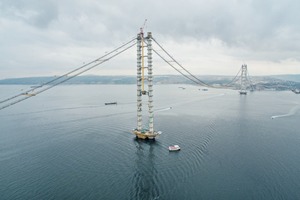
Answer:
0, 85, 299, 199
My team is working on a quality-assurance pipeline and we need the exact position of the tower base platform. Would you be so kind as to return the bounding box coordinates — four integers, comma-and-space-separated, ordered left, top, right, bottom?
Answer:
132, 129, 161, 140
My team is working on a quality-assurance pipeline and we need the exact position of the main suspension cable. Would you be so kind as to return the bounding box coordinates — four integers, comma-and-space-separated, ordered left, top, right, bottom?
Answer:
0, 40, 136, 111
152, 48, 208, 86
223, 67, 242, 87
0, 37, 137, 105
152, 38, 211, 87
152, 38, 241, 89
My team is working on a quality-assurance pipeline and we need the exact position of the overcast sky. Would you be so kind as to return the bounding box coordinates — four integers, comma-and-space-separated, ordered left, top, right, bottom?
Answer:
1, 0, 300, 79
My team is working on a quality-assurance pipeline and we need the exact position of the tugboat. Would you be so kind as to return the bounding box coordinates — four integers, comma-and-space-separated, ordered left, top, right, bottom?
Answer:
168, 145, 181, 151
105, 102, 117, 105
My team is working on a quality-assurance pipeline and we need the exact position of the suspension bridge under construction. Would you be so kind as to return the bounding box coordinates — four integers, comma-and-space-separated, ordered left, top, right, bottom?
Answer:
0, 30, 292, 139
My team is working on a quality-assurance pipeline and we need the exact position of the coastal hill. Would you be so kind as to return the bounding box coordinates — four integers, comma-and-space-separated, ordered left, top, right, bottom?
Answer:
0, 75, 299, 91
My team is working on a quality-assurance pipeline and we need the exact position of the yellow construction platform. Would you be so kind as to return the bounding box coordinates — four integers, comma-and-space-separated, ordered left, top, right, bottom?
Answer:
132, 129, 161, 140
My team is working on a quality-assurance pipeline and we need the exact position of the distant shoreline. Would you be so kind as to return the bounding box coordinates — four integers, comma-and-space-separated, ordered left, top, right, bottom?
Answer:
0, 75, 299, 91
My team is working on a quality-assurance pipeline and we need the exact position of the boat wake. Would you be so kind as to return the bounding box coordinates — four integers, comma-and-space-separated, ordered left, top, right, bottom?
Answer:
271, 104, 300, 119
169, 93, 225, 108
154, 107, 172, 113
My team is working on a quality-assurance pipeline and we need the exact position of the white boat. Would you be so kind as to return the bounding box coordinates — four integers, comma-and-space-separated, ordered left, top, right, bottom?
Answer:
168, 145, 181, 151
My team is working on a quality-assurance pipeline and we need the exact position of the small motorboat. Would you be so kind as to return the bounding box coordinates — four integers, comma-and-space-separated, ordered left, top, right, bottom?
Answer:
105, 102, 117, 105
168, 145, 181, 151
239, 91, 247, 95
292, 89, 300, 94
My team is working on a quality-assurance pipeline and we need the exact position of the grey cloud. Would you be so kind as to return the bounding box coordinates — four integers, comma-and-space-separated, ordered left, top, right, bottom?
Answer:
1, 0, 300, 78
152, 1, 298, 43
2, 0, 299, 47
0, 0, 58, 28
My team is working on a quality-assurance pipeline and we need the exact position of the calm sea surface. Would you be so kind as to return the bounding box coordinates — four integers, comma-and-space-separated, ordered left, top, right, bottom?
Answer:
0, 85, 299, 200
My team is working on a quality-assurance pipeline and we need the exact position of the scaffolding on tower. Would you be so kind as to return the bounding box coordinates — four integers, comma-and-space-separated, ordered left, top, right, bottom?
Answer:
239, 64, 248, 95
132, 30, 161, 140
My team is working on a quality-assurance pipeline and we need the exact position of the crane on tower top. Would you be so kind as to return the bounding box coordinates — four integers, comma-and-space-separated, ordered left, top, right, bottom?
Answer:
140, 19, 147, 35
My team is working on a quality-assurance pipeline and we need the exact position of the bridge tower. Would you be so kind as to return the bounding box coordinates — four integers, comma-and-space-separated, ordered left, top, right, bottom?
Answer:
132, 31, 161, 140
239, 64, 248, 95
